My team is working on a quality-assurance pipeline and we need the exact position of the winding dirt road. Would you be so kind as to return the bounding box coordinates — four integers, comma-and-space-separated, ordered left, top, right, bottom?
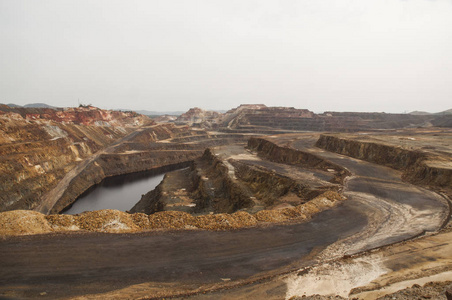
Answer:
1, 137, 448, 299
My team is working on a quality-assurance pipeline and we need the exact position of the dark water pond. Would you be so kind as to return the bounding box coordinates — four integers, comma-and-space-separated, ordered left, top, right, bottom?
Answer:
63, 171, 165, 214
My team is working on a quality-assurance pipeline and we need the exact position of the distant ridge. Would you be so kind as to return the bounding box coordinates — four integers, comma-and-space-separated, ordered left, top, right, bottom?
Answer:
409, 111, 432, 115
436, 109, 452, 115
1, 102, 58, 109
409, 109, 452, 115
6, 103, 22, 108
23, 103, 57, 108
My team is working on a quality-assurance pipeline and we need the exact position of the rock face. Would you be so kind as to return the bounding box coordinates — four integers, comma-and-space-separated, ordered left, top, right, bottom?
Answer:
248, 138, 349, 183
315, 134, 452, 190
0, 105, 149, 212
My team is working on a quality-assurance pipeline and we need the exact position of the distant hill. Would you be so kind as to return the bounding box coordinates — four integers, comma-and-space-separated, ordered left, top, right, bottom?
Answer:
1, 102, 58, 109
436, 109, 452, 115
5, 103, 22, 108
409, 109, 452, 115
409, 111, 432, 115
23, 103, 57, 109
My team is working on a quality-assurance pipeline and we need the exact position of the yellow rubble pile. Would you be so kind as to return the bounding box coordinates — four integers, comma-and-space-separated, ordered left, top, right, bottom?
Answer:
0, 191, 344, 237
0, 210, 52, 236
77, 210, 139, 233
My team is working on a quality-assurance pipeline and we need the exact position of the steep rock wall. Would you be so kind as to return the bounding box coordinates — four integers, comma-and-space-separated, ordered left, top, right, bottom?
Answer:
315, 135, 425, 170
248, 138, 350, 183
315, 134, 452, 189
231, 160, 333, 206
190, 149, 254, 213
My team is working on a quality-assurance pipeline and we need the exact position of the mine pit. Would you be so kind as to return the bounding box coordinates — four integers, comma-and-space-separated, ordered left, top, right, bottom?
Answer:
1, 105, 452, 299
62, 170, 167, 214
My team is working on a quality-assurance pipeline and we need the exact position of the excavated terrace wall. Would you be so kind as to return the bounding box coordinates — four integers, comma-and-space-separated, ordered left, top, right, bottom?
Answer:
247, 137, 350, 183
315, 134, 452, 189
190, 149, 254, 213
231, 160, 333, 205
0, 122, 134, 212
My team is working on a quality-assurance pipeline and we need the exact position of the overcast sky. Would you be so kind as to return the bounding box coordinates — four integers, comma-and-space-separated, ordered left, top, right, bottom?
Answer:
1, 0, 451, 113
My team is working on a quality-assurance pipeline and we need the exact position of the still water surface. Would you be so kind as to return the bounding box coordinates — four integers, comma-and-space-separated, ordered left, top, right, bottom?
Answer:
63, 171, 165, 214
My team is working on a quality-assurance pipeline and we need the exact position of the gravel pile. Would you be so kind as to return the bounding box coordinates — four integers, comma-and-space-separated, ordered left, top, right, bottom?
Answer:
0, 210, 52, 235
0, 191, 344, 236
46, 214, 79, 231
148, 211, 196, 229
375, 281, 452, 300
77, 209, 139, 233
130, 212, 151, 228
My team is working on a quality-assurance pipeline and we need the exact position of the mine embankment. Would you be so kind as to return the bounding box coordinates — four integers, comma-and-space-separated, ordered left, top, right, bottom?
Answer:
315, 134, 452, 191
248, 137, 350, 184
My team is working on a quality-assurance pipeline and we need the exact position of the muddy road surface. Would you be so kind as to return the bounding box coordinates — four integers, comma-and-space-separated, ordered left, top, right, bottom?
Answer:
0, 205, 366, 299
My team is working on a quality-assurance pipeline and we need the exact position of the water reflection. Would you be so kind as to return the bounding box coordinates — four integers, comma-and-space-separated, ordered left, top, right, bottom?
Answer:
63, 171, 165, 214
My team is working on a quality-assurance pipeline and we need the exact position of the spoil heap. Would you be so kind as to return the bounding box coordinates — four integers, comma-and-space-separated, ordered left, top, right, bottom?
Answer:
0, 190, 344, 236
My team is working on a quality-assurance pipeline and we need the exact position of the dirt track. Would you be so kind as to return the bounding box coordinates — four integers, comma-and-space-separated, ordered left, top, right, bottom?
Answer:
0, 206, 366, 299
1, 137, 448, 299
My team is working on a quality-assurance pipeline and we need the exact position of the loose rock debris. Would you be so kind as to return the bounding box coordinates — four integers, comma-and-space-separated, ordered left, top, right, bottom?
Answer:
0, 191, 344, 236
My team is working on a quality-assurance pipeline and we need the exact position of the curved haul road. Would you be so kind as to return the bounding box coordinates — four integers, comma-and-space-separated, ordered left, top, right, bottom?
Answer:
0, 143, 448, 299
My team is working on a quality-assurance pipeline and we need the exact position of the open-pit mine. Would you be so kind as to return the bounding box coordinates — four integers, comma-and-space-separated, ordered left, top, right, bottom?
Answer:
1, 104, 452, 299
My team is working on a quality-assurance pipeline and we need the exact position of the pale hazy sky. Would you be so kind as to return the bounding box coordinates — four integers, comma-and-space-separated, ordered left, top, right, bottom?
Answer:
1, 0, 451, 113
